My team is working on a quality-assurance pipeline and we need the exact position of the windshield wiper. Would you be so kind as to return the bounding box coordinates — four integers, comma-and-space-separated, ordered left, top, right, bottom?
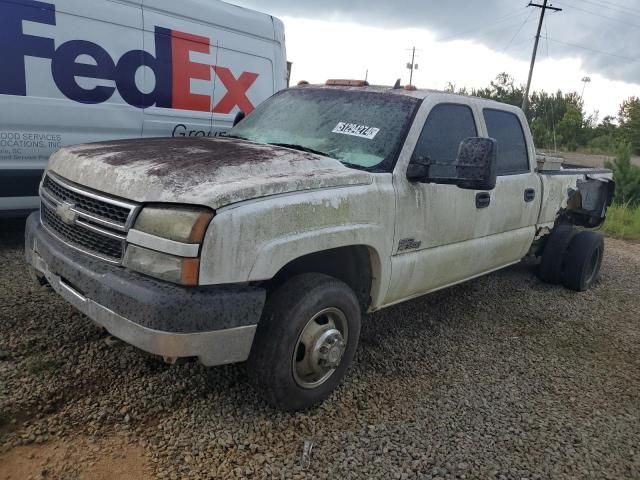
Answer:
268, 143, 334, 158
337, 161, 371, 171
269, 143, 373, 171
221, 133, 248, 140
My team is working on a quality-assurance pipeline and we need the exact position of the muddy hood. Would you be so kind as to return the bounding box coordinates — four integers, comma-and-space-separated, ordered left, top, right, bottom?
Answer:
47, 137, 372, 209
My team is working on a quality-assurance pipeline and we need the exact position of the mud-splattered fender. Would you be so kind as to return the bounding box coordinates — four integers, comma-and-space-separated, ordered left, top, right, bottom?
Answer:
248, 224, 388, 304
198, 176, 396, 308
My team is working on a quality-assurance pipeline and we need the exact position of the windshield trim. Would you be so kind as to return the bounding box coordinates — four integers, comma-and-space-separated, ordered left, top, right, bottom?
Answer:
375, 96, 423, 173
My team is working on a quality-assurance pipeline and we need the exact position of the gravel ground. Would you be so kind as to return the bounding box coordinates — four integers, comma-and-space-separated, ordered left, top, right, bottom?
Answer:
1, 217, 639, 480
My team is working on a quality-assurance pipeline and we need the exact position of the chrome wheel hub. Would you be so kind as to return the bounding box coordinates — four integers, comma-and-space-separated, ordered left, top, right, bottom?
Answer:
293, 307, 349, 389
311, 329, 345, 369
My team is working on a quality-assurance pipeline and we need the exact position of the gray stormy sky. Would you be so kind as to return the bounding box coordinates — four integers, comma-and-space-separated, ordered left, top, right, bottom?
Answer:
234, 0, 640, 86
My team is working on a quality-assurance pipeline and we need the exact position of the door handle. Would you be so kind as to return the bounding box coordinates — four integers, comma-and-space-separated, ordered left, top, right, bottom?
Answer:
475, 192, 491, 209
524, 188, 536, 202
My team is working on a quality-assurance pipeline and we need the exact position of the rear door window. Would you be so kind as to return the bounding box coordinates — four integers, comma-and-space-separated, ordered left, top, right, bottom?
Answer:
483, 109, 530, 175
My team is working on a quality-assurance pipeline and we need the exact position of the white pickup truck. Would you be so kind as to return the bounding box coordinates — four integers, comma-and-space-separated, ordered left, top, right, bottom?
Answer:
25, 81, 614, 410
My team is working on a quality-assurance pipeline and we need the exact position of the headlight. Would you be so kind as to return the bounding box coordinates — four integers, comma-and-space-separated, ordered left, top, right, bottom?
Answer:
133, 205, 213, 243
123, 205, 214, 285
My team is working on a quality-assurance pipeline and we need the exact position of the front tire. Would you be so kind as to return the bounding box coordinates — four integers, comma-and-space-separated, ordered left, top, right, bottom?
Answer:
247, 273, 361, 411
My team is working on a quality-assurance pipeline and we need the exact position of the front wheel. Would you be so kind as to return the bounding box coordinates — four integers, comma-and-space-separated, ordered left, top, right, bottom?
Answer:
247, 273, 361, 411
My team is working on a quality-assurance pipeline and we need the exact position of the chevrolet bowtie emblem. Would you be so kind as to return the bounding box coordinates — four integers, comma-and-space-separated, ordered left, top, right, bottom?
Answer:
56, 202, 77, 225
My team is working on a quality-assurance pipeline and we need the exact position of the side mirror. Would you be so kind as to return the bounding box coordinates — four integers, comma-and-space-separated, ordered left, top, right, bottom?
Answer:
232, 111, 246, 127
454, 137, 497, 190
406, 155, 429, 182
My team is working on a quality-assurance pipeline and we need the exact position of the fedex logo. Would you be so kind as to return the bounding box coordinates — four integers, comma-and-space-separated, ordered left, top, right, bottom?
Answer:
0, 0, 259, 113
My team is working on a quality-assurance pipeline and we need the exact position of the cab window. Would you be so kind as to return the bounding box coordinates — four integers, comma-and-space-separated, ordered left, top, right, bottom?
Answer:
413, 103, 477, 166
483, 109, 530, 175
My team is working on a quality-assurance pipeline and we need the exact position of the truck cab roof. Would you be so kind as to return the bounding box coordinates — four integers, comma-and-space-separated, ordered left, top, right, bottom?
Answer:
295, 83, 525, 114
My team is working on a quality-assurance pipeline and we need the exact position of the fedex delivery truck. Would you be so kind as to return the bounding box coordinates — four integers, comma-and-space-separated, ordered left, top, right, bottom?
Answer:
0, 0, 288, 214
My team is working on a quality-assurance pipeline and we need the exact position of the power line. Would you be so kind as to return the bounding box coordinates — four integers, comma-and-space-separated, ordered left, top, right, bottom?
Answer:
503, 9, 536, 51
545, 0, 640, 72
510, 35, 538, 50
554, 1, 640, 28
546, 37, 640, 64
436, 8, 531, 43
575, 0, 640, 17
580, 0, 640, 17
478, 16, 542, 44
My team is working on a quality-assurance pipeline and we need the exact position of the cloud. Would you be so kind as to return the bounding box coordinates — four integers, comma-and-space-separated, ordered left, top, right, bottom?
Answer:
233, 0, 640, 85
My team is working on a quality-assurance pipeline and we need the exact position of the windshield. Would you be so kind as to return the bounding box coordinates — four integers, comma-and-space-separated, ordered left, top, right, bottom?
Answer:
229, 88, 420, 171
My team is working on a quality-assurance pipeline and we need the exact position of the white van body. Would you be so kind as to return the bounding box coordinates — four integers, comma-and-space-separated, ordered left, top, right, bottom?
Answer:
0, 0, 287, 213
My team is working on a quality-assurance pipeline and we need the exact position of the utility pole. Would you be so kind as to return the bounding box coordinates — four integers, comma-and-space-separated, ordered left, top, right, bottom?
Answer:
522, 0, 562, 112
406, 47, 419, 85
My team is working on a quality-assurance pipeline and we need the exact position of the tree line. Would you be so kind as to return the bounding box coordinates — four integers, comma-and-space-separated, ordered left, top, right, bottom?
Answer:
445, 73, 640, 156
445, 73, 640, 204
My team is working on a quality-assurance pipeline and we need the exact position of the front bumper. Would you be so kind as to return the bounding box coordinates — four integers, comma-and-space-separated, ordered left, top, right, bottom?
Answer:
25, 212, 266, 366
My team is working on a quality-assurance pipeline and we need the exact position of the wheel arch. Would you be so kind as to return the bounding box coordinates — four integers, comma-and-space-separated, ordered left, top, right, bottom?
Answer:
264, 245, 381, 312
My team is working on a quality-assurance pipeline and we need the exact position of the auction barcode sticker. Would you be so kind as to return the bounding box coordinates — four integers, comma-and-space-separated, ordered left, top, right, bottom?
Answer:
332, 122, 380, 140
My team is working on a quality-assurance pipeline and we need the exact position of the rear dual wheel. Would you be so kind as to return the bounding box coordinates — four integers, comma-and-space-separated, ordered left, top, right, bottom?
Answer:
539, 225, 578, 284
562, 231, 604, 291
539, 226, 604, 291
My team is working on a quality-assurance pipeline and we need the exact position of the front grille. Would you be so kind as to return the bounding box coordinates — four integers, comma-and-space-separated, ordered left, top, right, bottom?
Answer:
42, 174, 131, 227
39, 173, 139, 264
42, 203, 125, 261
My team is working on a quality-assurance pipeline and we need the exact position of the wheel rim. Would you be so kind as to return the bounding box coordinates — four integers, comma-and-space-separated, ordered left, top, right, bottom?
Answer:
292, 307, 349, 389
584, 246, 602, 284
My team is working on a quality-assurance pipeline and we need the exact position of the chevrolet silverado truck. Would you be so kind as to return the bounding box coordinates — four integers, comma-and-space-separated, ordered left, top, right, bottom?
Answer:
25, 81, 614, 410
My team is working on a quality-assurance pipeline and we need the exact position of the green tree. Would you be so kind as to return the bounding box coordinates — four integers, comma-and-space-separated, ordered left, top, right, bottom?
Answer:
530, 117, 553, 149
619, 97, 640, 155
557, 105, 584, 151
605, 143, 640, 205
589, 115, 620, 153
445, 72, 626, 155
472, 72, 524, 107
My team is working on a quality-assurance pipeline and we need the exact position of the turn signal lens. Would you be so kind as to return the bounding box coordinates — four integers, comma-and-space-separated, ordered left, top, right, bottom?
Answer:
180, 258, 200, 285
123, 245, 200, 286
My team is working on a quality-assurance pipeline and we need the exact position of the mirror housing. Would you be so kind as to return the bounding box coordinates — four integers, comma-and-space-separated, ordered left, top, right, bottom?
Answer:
407, 137, 497, 190
406, 154, 430, 182
232, 111, 246, 127
453, 137, 497, 190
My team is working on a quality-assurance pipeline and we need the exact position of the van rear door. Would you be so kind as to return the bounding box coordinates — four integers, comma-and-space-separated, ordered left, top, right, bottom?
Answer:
210, 16, 277, 133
